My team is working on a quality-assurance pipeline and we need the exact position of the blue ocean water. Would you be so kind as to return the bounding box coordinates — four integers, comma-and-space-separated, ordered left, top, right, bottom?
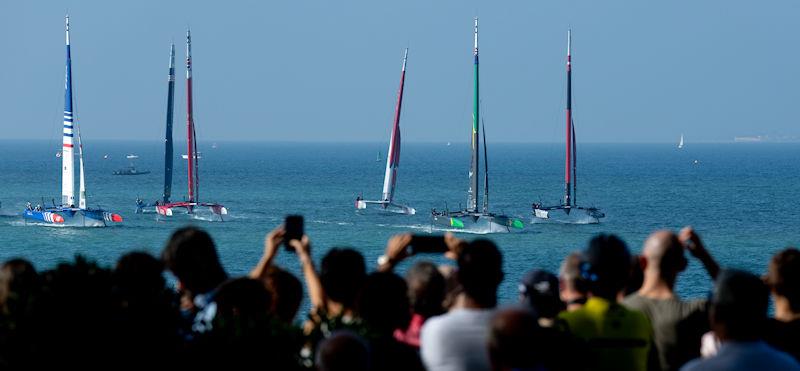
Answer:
0, 140, 798, 307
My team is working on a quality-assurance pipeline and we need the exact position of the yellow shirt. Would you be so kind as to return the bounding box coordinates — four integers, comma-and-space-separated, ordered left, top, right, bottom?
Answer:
558, 296, 654, 371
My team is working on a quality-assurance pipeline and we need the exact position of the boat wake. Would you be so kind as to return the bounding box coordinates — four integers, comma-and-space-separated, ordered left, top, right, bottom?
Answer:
310, 219, 354, 226
530, 214, 598, 225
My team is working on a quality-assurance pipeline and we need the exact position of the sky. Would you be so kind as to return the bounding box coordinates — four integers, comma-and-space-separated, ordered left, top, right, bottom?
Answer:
1, 0, 799, 143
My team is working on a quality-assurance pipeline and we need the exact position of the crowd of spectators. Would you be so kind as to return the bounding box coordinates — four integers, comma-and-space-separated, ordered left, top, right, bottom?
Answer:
0, 223, 798, 370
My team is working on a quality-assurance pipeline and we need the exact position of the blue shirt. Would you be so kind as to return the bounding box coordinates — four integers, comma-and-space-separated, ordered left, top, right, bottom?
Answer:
681, 340, 800, 371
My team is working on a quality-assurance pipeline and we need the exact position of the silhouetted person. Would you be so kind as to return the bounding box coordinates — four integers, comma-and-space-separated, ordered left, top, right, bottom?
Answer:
557, 234, 655, 371
358, 271, 424, 371
200, 277, 302, 370
162, 227, 228, 336
559, 252, 588, 311
29, 256, 116, 368
264, 266, 303, 325
249, 226, 304, 325
681, 269, 800, 370
0, 259, 38, 368
320, 248, 366, 319
111, 251, 181, 367
623, 228, 719, 371
395, 261, 446, 348
316, 330, 370, 371
764, 248, 800, 362
488, 308, 547, 371
519, 269, 563, 327
421, 239, 504, 371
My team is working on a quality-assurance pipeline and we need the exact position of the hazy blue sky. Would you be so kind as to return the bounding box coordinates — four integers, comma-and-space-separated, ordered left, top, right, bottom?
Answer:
1, 0, 798, 143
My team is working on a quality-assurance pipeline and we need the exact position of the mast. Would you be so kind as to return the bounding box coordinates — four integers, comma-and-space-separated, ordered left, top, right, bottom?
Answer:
381, 48, 408, 203
163, 43, 175, 203
186, 29, 196, 203
62, 15, 76, 207
563, 29, 572, 207
482, 119, 489, 213
467, 17, 480, 213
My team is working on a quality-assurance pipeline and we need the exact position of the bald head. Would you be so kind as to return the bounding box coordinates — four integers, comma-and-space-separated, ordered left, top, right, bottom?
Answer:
642, 230, 687, 279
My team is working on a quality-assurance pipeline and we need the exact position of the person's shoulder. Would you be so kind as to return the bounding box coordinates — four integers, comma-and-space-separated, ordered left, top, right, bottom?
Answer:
681, 298, 707, 313
622, 293, 649, 310
679, 357, 706, 371
420, 312, 456, 338
616, 303, 652, 333
760, 342, 800, 369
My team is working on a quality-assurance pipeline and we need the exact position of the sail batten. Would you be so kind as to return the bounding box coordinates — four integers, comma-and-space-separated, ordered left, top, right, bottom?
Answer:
163, 44, 175, 203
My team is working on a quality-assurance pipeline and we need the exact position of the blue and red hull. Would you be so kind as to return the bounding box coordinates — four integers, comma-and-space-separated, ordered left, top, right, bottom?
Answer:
22, 207, 122, 227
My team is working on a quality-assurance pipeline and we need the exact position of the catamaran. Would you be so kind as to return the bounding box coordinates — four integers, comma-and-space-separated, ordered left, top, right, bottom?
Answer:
431, 18, 524, 233
532, 30, 604, 224
22, 16, 123, 227
136, 31, 227, 220
356, 48, 415, 215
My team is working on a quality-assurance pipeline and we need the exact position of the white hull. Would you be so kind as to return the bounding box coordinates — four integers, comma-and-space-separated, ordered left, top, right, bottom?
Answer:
356, 200, 415, 215
532, 206, 604, 224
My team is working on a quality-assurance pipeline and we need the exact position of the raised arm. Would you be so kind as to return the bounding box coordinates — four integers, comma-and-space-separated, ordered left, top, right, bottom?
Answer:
291, 235, 326, 311
679, 226, 720, 280
249, 225, 285, 279
378, 233, 413, 272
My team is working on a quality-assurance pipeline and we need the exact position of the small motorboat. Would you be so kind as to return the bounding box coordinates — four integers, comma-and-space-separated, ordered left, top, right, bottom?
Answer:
113, 165, 151, 176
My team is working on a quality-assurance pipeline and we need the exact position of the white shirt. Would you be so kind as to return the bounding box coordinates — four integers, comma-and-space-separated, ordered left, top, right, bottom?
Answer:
420, 308, 494, 371
681, 340, 800, 371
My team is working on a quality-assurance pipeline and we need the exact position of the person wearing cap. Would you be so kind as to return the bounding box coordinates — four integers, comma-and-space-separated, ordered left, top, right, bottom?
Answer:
557, 234, 656, 371
519, 269, 563, 328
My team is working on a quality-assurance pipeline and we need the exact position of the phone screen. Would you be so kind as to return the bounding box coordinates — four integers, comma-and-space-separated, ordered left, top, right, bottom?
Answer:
284, 215, 304, 251
410, 234, 448, 254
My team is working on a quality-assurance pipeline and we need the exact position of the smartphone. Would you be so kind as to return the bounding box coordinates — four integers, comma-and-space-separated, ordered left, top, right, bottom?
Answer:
409, 234, 448, 254
284, 215, 304, 251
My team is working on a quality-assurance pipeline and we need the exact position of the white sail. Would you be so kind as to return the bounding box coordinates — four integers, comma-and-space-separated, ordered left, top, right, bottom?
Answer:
678, 134, 684, 149
77, 126, 87, 209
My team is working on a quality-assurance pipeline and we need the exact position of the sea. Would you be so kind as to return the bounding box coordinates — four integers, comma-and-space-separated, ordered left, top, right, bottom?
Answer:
1, 140, 799, 310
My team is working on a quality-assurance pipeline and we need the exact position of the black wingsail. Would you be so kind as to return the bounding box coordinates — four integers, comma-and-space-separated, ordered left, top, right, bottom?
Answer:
163, 44, 175, 204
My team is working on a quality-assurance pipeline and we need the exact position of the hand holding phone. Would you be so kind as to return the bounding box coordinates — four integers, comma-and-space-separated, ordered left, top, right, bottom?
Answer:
283, 215, 304, 252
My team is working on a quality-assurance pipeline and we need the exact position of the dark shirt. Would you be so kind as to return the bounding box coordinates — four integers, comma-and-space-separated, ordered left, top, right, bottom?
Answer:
370, 336, 425, 371
623, 294, 708, 371
764, 318, 800, 362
